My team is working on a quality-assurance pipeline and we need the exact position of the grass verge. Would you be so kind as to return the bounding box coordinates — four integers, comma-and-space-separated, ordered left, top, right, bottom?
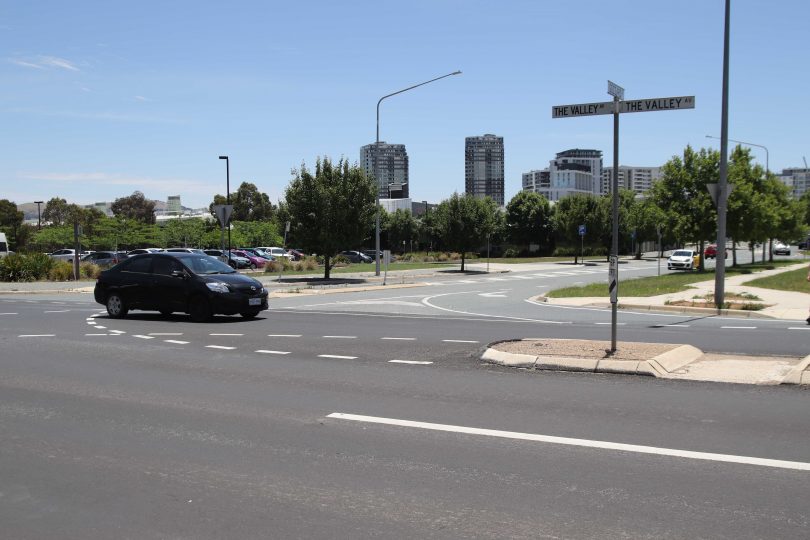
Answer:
742, 265, 810, 293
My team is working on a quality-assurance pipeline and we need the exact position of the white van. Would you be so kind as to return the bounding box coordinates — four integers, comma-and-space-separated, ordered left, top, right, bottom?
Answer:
0, 232, 9, 258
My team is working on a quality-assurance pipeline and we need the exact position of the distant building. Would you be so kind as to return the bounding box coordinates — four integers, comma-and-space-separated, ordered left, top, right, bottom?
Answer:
465, 134, 504, 206
166, 195, 182, 215
777, 168, 810, 199
84, 202, 112, 216
522, 170, 550, 195
601, 166, 662, 196
360, 142, 409, 199
522, 149, 601, 202
380, 198, 412, 214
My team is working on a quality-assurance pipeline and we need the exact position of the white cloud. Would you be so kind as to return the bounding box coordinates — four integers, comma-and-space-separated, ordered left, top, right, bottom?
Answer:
8, 55, 80, 71
9, 58, 44, 69
134, 95, 151, 102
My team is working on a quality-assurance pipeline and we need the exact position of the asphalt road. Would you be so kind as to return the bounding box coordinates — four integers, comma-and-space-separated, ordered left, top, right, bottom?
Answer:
1, 257, 808, 538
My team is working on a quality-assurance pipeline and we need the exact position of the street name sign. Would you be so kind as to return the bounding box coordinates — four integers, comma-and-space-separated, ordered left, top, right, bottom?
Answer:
607, 80, 625, 100
552, 101, 614, 118
620, 95, 695, 114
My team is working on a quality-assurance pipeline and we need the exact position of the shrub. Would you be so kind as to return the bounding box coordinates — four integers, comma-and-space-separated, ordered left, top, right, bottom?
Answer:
332, 254, 349, 266
23, 252, 54, 280
449, 252, 461, 260
0, 254, 32, 281
436, 252, 449, 262
48, 261, 74, 281
503, 248, 520, 258
80, 263, 101, 279
302, 257, 318, 271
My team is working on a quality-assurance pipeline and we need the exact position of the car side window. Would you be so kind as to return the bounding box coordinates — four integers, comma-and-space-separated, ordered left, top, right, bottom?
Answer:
153, 257, 183, 276
123, 256, 152, 273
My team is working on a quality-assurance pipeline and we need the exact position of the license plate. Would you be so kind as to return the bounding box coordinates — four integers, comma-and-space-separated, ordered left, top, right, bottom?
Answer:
248, 298, 261, 306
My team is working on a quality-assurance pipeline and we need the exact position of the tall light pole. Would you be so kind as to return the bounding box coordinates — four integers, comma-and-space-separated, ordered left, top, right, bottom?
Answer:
706, 135, 768, 175
715, 0, 731, 313
375, 70, 462, 275
34, 200, 44, 230
218, 156, 231, 261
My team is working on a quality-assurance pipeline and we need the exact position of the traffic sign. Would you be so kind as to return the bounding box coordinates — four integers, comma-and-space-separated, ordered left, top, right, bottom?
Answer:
608, 256, 618, 303
213, 204, 233, 227
578, 224, 586, 236
607, 80, 625, 100
619, 96, 695, 114
552, 101, 614, 118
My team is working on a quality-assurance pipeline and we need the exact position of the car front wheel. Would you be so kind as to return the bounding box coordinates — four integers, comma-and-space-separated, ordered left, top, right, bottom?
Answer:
106, 293, 128, 318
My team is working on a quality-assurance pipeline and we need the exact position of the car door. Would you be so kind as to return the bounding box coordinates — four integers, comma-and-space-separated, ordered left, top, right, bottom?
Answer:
151, 256, 189, 313
116, 255, 154, 308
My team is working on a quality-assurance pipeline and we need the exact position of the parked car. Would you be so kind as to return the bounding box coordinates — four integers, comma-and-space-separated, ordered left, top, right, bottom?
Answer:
231, 249, 267, 269
798, 239, 810, 250
203, 249, 251, 269
94, 252, 268, 321
81, 251, 128, 267
703, 244, 727, 259
165, 247, 207, 255
48, 248, 86, 261
286, 248, 305, 261
0, 232, 9, 258
772, 242, 791, 256
256, 246, 294, 261
667, 249, 697, 271
340, 250, 373, 263
240, 248, 275, 262
362, 249, 397, 263
127, 248, 164, 255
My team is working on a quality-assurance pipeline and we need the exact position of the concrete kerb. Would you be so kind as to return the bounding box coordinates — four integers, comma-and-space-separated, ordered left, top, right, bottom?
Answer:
782, 353, 810, 385
482, 341, 704, 379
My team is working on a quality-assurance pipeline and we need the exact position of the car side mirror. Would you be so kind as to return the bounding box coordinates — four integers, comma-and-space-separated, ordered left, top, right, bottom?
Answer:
171, 269, 186, 278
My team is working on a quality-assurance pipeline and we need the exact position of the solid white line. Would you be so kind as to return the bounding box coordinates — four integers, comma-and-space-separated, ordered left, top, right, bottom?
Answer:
210, 333, 243, 336
323, 335, 356, 339
422, 292, 567, 325
721, 326, 756, 329
44, 310, 70, 313
164, 339, 189, 344
268, 334, 301, 337
318, 354, 357, 359
381, 337, 416, 341
149, 332, 183, 336
133, 335, 155, 339
18, 334, 55, 337
443, 339, 479, 343
326, 413, 810, 472
388, 360, 433, 365
206, 345, 236, 350
255, 350, 291, 355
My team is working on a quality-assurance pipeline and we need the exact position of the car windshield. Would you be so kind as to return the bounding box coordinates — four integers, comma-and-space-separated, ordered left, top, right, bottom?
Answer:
182, 255, 236, 274
672, 250, 692, 257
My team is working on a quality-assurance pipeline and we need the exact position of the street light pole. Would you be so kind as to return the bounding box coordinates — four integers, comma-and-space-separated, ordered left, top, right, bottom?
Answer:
218, 156, 231, 262
706, 135, 768, 175
375, 70, 462, 276
715, 0, 731, 313
34, 200, 44, 230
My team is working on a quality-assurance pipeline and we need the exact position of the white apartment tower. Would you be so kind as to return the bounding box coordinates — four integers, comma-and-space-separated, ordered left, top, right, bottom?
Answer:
525, 149, 602, 202
360, 142, 409, 199
600, 166, 662, 196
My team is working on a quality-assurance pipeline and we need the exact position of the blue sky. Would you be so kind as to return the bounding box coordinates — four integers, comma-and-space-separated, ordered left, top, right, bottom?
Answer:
2, 0, 808, 209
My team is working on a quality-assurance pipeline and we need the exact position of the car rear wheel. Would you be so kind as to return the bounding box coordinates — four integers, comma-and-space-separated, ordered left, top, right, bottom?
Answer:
188, 296, 212, 322
240, 309, 261, 319
249, 262, 257, 270
106, 293, 128, 318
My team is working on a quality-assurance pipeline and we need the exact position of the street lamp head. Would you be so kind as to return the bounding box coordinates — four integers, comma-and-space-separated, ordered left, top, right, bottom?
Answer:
452, 70, 462, 75
218, 155, 228, 160
34, 200, 44, 204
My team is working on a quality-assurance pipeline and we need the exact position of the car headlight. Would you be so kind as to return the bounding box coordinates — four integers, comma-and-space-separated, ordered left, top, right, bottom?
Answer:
206, 282, 230, 293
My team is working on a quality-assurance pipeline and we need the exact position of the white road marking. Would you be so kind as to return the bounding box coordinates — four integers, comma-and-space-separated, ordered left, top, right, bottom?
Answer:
388, 360, 433, 365
381, 337, 416, 341
44, 310, 70, 313
458, 280, 477, 284
721, 326, 756, 329
94, 326, 107, 329
255, 350, 291, 355
554, 272, 579, 276
268, 334, 301, 337
210, 333, 244, 336
484, 277, 508, 281
787, 327, 810, 330
18, 334, 55, 337
443, 339, 479, 343
109, 330, 126, 334
323, 335, 356, 339
0, 312, 18, 315
532, 273, 556, 277
149, 332, 183, 336
206, 345, 236, 350
422, 292, 568, 324
654, 324, 690, 328
318, 354, 357, 360
509, 275, 533, 280
164, 339, 189, 344
133, 335, 155, 339
326, 413, 810, 472
85, 333, 116, 336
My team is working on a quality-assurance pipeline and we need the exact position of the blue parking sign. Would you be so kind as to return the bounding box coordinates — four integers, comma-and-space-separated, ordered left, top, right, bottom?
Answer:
578, 224, 586, 236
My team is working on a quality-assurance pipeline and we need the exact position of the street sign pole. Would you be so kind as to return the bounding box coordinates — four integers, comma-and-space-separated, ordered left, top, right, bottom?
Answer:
553, 82, 695, 353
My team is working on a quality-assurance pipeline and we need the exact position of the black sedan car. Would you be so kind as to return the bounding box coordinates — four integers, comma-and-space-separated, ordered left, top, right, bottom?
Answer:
94, 252, 268, 321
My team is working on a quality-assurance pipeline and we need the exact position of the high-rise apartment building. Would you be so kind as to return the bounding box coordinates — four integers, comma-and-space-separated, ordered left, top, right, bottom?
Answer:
465, 134, 504, 206
166, 195, 182, 215
360, 142, 409, 199
777, 168, 810, 199
601, 166, 662, 196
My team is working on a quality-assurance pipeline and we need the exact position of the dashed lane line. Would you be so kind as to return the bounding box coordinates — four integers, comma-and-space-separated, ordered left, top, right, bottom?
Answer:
210, 333, 244, 336
149, 332, 183, 336
256, 350, 291, 355
0, 312, 18, 315
388, 360, 433, 365
268, 334, 301, 337
318, 354, 357, 360
109, 330, 126, 334
381, 337, 416, 341
442, 339, 479, 343
133, 335, 155, 339
18, 334, 55, 337
94, 326, 107, 329
206, 345, 236, 350
85, 333, 118, 337
787, 327, 810, 331
322, 335, 357, 339
44, 310, 71, 313
164, 339, 189, 344
721, 326, 757, 329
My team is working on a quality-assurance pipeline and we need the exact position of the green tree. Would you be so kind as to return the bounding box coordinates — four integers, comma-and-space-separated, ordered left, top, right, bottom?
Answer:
42, 197, 83, 226
283, 158, 376, 278
433, 193, 500, 271
209, 182, 274, 222
110, 191, 156, 224
552, 193, 601, 263
0, 199, 24, 250
505, 191, 552, 254
232, 220, 283, 247
627, 197, 667, 257
161, 217, 207, 248
386, 209, 417, 252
